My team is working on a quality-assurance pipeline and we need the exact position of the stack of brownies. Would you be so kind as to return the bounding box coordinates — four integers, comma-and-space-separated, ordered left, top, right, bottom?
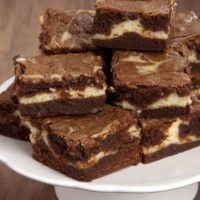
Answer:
1, 0, 200, 181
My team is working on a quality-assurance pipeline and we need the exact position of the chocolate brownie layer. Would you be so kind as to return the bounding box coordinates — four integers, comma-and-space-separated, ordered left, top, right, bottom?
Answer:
33, 138, 140, 182
93, 32, 167, 51
0, 84, 30, 141
143, 141, 200, 163
40, 9, 96, 54
19, 96, 106, 117
14, 53, 107, 116
27, 106, 141, 181
141, 102, 200, 163
92, 0, 175, 51
140, 106, 189, 119
110, 50, 192, 118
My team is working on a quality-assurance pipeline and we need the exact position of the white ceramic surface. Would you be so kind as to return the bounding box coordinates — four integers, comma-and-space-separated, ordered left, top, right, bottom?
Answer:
0, 77, 200, 193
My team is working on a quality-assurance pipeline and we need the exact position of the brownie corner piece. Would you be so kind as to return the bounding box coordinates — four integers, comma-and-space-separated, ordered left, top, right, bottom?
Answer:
14, 53, 107, 117
28, 106, 141, 181
141, 102, 200, 163
92, 0, 174, 51
39, 8, 96, 54
0, 84, 30, 141
110, 49, 192, 119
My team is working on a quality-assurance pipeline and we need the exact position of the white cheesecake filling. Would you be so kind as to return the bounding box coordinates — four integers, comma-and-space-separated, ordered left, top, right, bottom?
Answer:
121, 54, 165, 75
17, 114, 39, 144
128, 125, 141, 139
189, 50, 200, 64
91, 120, 119, 139
192, 88, 200, 97
93, 20, 168, 40
116, 93, 191, 110
19, 85, 107, 104
148, 93, 191, 109
143, 118, 200, 155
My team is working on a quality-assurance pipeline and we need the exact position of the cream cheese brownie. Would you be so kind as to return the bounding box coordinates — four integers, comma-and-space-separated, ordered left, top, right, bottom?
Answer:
25, 106, 141, 181
40, 9, 96, 54
92, 0, 175, 51
14, 53, 107, 117
141, 102, 200, 163
0, 84, 30, 141
171, 11, 200, 98
110, 50, 192, 118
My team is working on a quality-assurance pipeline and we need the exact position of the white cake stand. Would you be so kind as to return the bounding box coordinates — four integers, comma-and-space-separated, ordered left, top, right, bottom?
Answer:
0, 78, 200, 200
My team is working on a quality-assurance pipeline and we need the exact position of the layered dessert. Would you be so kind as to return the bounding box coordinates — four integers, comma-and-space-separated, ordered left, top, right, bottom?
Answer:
141, 102, 200, 163
26, 106, 141, 181
14, 53, 107, 117
0, 84, 30, 141
110, 50, 191, 118
40, 9, 96, 54
92, 0, 175, 51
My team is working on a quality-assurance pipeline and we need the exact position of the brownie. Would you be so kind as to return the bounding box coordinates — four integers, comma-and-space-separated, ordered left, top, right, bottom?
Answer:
171, 11, 200, 98
141, 102, 200, 163
92, 0, 175, 51
39, 9, 96, 54
26, 106, 141, 181
0, 84, 30, 141
171, 11, 200, 51
110, 50, 192, 119
14, 53, 107, 117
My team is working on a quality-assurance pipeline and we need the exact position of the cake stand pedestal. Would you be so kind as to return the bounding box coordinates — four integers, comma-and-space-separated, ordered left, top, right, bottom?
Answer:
55, 183, 198, 200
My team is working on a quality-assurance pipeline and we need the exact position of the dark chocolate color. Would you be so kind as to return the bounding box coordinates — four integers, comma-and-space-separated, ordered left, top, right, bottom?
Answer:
19, 96, 106, 117
33, 138, 140, 182
40, 9, 96, 54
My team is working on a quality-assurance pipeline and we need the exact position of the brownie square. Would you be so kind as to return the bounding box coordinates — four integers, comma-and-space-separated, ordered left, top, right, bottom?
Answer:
14, 53, 107, 117
26, 106, 141, 181
0, 84, 30, 141
39, 9, 96, 54
92, 0, 175, 51
171, 11, 200, 99
141, 102, 200, 163
110, 50, 192, 119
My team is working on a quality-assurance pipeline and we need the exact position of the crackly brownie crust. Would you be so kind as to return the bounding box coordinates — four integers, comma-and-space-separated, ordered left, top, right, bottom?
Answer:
14, 53, 105, 95
92, 0, 174, 51
40, 9, 96, 54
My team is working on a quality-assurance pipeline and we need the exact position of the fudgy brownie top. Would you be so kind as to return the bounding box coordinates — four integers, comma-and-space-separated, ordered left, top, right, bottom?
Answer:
40, 9, 96, 52
171, 11, 200, 47
15, 53, 105, 83
0, 84, 18, 114
112, 50, 191, 88
96, 0, 170, 16
42, 106, 138, 141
